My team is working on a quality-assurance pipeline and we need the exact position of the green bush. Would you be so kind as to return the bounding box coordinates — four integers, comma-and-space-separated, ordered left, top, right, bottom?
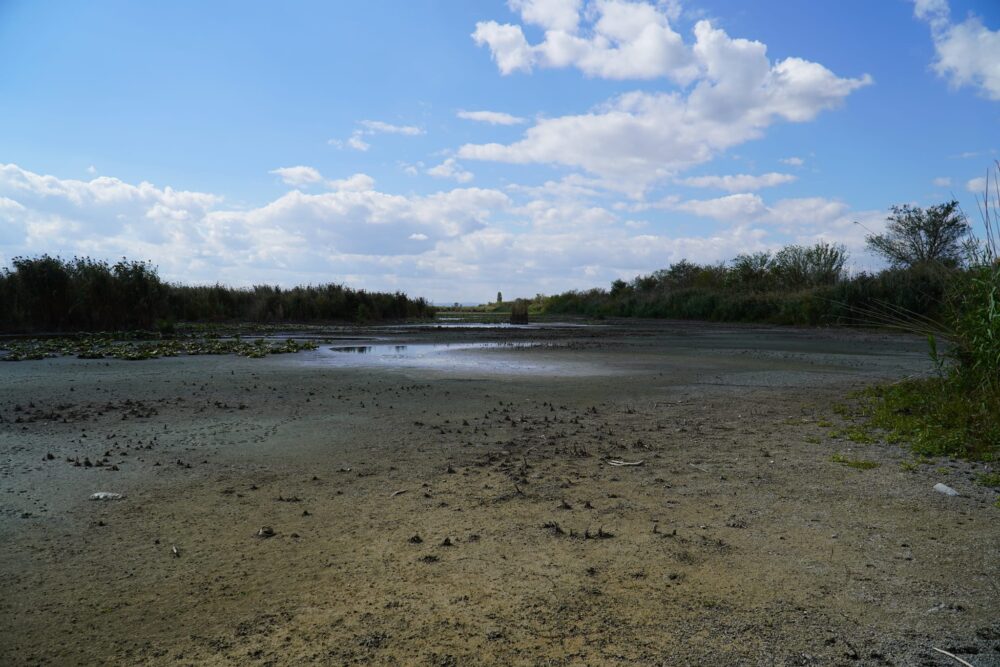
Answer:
0, 255, 435, 332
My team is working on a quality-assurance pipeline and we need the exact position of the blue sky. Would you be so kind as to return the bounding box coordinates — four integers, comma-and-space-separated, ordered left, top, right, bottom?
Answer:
1, 0, 998, 302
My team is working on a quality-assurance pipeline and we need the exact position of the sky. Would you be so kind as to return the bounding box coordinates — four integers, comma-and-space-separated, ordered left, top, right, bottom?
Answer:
1, 0, 998, 303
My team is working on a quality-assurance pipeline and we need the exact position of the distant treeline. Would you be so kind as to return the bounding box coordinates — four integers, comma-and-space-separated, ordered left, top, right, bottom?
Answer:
542, 242, 951, 326
0, 255, 435, 332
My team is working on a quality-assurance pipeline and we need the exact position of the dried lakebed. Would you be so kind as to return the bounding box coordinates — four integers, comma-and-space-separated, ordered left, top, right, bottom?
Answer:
1, 320, 998, 666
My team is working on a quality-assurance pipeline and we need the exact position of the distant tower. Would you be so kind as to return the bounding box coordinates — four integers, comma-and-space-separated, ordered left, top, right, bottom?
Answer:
497, 291, 503, 304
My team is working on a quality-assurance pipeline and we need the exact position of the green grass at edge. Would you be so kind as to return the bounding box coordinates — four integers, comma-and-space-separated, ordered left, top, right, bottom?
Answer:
856, 379, 998, 461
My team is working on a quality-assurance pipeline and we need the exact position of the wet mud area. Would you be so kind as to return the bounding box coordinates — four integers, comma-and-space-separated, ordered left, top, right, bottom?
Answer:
1, 320, 998, 665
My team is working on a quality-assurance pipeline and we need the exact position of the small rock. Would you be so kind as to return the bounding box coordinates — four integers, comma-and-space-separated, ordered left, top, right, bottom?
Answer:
933, 483, 960, 496
257, 526, 276, 538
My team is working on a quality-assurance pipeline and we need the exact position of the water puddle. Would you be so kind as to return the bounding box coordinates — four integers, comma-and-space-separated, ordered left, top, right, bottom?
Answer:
329, 342, 530, 355
306, 341, 607, 376
388, 320, 600, 330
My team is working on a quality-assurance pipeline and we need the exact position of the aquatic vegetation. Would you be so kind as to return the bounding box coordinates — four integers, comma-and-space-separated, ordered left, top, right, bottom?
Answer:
0, 334, 318, 361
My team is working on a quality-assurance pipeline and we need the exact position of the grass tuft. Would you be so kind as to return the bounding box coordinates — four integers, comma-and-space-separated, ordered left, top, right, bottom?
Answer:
830, 453, 880, 470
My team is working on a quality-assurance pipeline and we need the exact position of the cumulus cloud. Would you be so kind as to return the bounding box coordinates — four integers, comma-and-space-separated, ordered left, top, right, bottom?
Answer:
912, 0, 1000, 101
271, 167, 374, 192
461, 25, 870, 194
509, 0, 582, 32
678, 172, 796, 192
427, 158, 475, 183
457, 109, 527, 125
474, 0, 696, 81
270, 166, 324, 187
780, 156, 805, 167
675, 193, 767, 220
328, 173, 376, 192
464, 11, 870, 193
0, 162, 509, 286
667, 192, 883, 254
0, 162, 889, 301
932, 176, 952, 187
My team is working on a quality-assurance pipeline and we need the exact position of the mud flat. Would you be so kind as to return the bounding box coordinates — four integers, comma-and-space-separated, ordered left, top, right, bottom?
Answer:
1, 320, 997, 665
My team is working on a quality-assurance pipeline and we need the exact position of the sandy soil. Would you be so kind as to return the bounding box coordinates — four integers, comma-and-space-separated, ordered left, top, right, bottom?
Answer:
1, 320, 997, 666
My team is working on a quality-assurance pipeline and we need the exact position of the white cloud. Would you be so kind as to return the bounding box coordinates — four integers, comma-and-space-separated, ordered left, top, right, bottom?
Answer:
912, 0, 1000, 101
86, 165, 97, 175
675, 193, 767, 220
399, 161, 423, 176
329, 131, 372, 152
913, 0, 949, 25
474, 0, 697, 82
472, 21, 535, 74
271, 167, 373, 192
932, 176, 952, 187
966, 176, 987, 193
358, 120, 425, 136
457, 109, 527, 125
509, 0, 582, 32
461, 21, 871, 194
780, 156, 805, 167
270, 166, 324, 187
465, 13, 870, 193
0, 162, 891, 301
427, 158, 475, 183
330, 120, 424, 152
328, 173, 376, 192
346, 133, 370, 151
506, 174, 605, 201
678, 172, 796, 192
0, 162, 509, 286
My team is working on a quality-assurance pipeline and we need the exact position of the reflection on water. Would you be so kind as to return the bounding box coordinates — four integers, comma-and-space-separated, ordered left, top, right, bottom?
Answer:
329, 342, 529, 356
306, 341, 603, 376
391, 321, 597, 329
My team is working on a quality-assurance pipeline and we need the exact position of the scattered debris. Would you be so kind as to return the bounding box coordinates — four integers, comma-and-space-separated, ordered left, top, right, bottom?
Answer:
256, 526, 276, 538
171, 545, 180, 558
89, 492, 124, 501
607, 459, 643, 467
390, 489, 407, 498
931, 647, 976, 667
934, 483, 960, 497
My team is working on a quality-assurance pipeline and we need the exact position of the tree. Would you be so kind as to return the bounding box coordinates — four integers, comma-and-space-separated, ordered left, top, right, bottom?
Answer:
496, 291, 503, 304
772, 242, 848, 288
729, 252, 773, 291
865, 201, 970, 268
